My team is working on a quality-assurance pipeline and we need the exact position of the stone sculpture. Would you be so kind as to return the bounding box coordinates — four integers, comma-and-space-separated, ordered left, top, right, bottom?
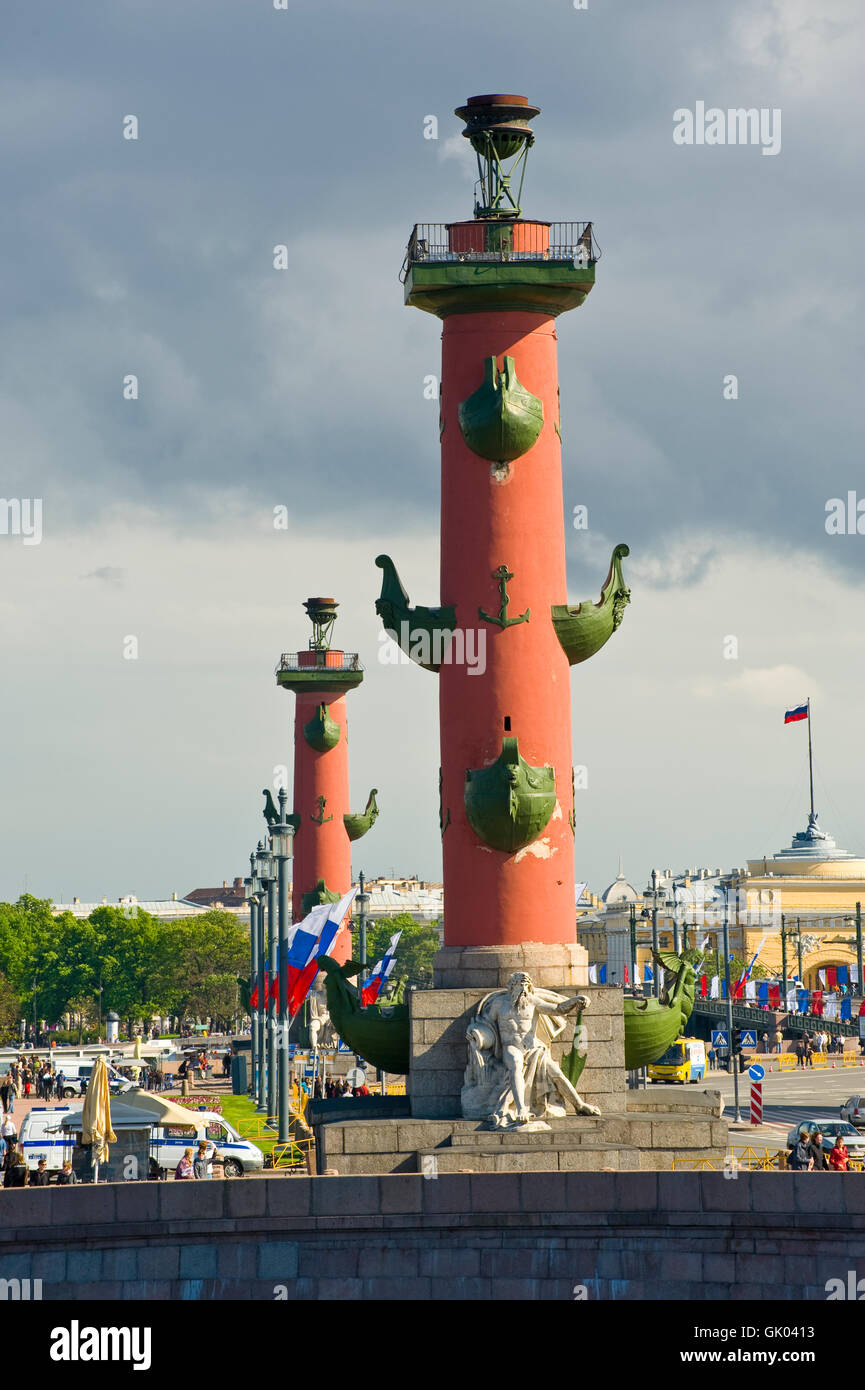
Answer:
308, 978, 336, 1053
462, 970, 600, 1128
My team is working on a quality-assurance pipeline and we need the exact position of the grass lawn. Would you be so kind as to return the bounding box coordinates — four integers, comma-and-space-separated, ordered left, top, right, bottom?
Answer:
220, 1094, 310, 1167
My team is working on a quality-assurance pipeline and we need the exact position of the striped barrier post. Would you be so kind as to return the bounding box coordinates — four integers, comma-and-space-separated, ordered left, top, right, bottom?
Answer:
750, 1081, 762, 1125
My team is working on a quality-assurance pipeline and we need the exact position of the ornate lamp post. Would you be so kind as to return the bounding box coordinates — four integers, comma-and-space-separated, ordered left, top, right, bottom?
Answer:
256, 842, 277, 1121
269, 788, 296, 1145
356, 871, 370, 1005
244, 856, 261, 1099
253, 841, 269, 1113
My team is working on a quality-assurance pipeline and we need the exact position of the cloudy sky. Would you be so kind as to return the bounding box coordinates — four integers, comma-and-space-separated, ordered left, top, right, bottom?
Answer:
1, 0, 863, 905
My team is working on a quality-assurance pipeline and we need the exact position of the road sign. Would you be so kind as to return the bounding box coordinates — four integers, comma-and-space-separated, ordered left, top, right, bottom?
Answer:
750, 1081, 763, 1125
711, 1030, 728, 1048
748, 1063, 765, 1081
739, 1030, 757, 1048
345, 1067, 366, 1089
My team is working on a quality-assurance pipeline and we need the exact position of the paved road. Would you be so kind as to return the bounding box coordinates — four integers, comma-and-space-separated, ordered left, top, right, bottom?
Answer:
642, 1060, 865, 1152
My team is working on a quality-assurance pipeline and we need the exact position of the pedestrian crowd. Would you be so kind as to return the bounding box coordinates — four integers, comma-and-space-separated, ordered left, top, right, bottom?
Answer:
787, 1127, 852, 1172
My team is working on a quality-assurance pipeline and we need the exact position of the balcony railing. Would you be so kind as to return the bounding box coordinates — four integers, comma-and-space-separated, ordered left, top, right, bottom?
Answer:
400, 221, 600, 282
277, 652, 362, 673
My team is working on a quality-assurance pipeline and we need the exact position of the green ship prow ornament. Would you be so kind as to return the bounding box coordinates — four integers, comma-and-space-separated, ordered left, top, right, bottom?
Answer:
465, 736, 556, 853
623, 950, 697, 1071
458, 355, 544, 463
317, 955, 410, 1075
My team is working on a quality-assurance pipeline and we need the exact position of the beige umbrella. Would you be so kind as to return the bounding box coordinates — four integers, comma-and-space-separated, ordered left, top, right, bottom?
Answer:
81, 1054, 117, 1183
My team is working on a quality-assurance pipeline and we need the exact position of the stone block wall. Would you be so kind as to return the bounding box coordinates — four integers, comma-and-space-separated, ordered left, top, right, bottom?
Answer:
0, 1172, 862, 1300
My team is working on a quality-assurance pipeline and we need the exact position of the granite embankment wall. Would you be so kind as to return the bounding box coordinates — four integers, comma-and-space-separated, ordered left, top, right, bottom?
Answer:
1, 1172, 863, 1300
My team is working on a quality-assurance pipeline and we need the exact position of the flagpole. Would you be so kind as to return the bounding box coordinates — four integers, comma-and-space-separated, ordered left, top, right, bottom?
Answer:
807, 697, 815, 820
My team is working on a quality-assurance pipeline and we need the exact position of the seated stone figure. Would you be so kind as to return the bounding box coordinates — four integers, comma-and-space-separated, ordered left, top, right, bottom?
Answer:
462, 970, 600, 1128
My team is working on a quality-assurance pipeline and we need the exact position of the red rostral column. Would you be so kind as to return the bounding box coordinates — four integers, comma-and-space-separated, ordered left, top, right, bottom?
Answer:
377, 95, 629, 977
276, 598, 379, 957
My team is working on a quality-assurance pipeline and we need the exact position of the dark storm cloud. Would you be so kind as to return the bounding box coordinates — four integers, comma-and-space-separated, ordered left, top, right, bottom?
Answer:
1, 0, 862, 588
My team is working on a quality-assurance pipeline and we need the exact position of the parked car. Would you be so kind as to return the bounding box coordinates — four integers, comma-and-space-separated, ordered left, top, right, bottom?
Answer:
786, 1119, 865, 1162
840, 1097, 865, 1129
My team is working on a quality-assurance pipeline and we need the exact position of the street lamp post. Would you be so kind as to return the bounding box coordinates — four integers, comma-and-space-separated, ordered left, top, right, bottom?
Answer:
628, 903, 637, 993
857, 902, 863, 1003
796, 916, 803, 988
244, 863, 257, 1096
723, 888, 741, 1123
257, 843, 277, 1121
356, 871, 369, 1004
253, 841, 268, 1113
651, 870, 660, 998
780, 913, 787, 1005
269, 788, 296, 1145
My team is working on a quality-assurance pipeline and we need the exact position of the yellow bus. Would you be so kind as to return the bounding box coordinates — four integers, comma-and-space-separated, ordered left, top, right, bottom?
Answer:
648, 1038, 706, 1085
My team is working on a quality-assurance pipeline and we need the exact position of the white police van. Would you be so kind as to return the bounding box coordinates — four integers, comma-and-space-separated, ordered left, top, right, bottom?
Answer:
52, 1061, 133, 1099
18, 1104, 264, 1178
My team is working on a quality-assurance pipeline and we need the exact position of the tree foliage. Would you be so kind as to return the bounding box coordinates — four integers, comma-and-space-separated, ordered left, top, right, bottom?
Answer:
351, 913, 440, 992
0, 897, 248, 1032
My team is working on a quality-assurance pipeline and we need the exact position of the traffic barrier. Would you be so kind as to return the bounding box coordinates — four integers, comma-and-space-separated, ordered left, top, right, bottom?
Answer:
778, 1054, 798, 1072
812, 1053, 828, 1069
750, 1081, 762, 1125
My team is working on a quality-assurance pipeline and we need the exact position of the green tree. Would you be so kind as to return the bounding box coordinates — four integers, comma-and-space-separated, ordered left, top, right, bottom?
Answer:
352, 913, 440, 992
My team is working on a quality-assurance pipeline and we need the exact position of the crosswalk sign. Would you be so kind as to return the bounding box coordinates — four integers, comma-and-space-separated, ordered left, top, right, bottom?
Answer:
711, 1030, 728, 1048
739, 1030, 757, 1047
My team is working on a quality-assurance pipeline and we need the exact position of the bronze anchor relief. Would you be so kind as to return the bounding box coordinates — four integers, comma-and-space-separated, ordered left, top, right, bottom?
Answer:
478, 564, 530, 630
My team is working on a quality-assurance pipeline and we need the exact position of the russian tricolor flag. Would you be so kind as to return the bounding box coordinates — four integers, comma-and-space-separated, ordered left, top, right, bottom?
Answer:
286, 889, 357, 1017
784, 702, 809, 724
361, 930, 402, 1007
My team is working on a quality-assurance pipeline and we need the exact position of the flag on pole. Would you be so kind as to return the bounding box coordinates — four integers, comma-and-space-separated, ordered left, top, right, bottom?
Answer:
837, 966, 849, 986
361, 930, 402, 1006
710, 976, 719, 999
287, 889, 357, 1017
768, 984, 780, 1008
786, 986, 799, 1011
811, 989, 824, 1017
818, 970, 827, 989
784, 702, 809, 724
599, 964, 607, 984
745, 981, 756, 1001
852, 965, 860, 986
757, 982, 768, 1005
826, 966, 837, 989
644, 964, 653, 983
823, 994, 838, 1020
700, 974, 708, 998
633, 962, 641, 985
797, 989, 809, 1012
588, 964, 598, 984
841, 997, 852, 1021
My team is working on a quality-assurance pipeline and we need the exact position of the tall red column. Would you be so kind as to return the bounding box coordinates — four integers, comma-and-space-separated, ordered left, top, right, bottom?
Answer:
439, 311, 572, 946
379, 95, 629, 972
277, 598, 379, 958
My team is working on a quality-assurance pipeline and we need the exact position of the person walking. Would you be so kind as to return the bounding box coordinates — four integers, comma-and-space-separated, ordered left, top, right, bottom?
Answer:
787, 1127, 813, 1171
808, 1129, 829, 1170
0, 1073, 10, 1113
193, 1141, 212, 1180
1, 1115, 17, 1156
829, 1133, 849, 1171
174, 1148, 195, 1179
3, 1147, 28, 1188
31, 1159, 50, 1187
